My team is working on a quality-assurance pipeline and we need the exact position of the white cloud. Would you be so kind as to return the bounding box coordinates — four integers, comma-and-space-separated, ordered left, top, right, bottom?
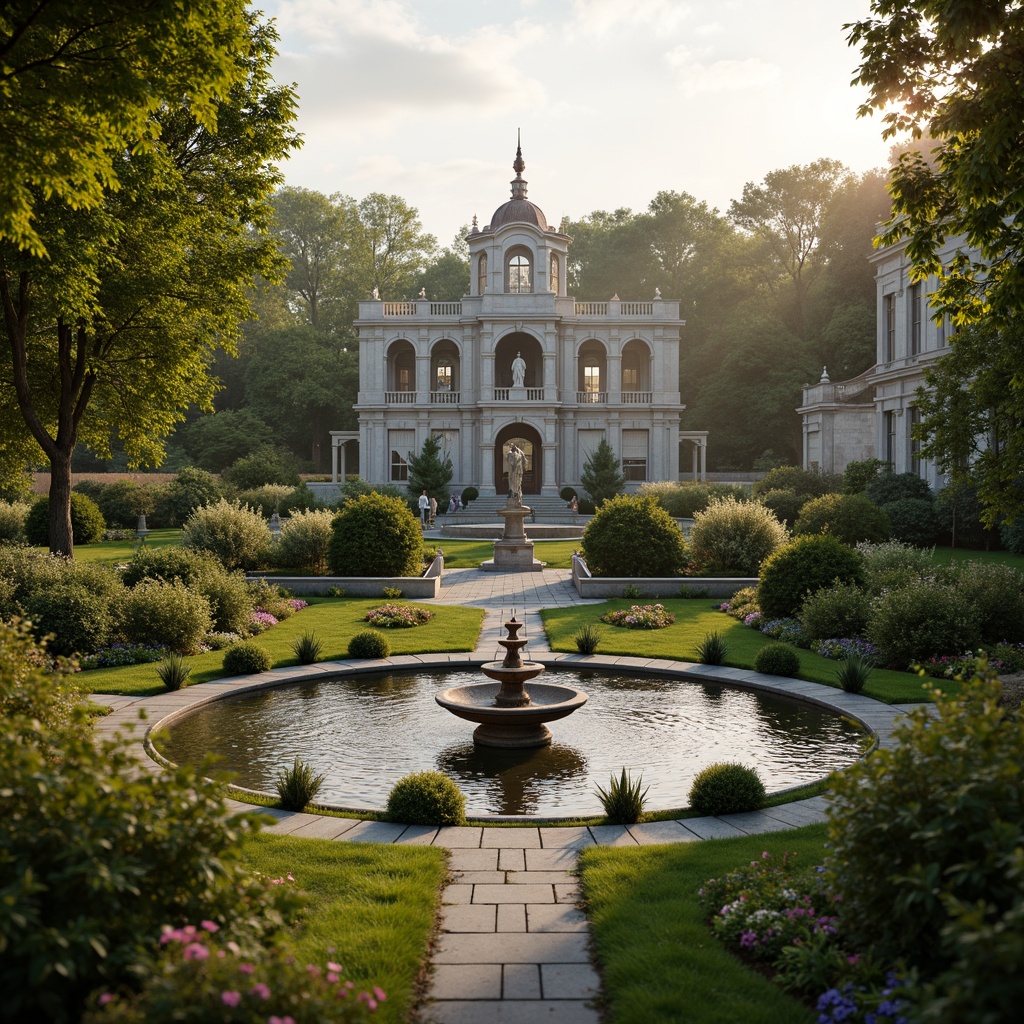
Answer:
664, 46, 780, 97
569, 0, 693, 37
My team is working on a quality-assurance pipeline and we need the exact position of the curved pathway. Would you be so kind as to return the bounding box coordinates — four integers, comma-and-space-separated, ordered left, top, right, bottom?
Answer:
90, 565, 916, 1024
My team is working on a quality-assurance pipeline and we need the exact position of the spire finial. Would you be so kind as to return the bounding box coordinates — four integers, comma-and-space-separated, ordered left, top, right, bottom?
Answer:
511, 129, 527, 199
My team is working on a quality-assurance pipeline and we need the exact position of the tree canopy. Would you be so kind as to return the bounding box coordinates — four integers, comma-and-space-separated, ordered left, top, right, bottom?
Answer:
847, 0, 1024, 322
0, 8, 299, 555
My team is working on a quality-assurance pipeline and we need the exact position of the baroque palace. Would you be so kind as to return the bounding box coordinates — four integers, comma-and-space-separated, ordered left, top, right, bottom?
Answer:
330, 144, 707, 498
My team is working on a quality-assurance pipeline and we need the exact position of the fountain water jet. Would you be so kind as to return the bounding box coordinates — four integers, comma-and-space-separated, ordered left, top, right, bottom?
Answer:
435, 614, 588, 748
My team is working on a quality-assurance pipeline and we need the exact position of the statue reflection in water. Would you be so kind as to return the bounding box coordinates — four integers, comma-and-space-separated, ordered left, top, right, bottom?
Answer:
436, 742, 588, 816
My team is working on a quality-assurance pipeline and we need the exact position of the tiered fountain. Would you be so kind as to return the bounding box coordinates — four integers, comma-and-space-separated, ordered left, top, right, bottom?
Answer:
435, 614, 588, 748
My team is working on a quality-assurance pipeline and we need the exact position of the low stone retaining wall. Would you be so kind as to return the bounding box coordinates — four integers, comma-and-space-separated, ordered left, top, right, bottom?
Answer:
249, 553, 443, 599
570, 554, 755, 599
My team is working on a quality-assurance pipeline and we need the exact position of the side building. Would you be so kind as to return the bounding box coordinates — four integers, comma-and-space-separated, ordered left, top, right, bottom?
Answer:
330, 145, 707, 500
798, 232, 962, 490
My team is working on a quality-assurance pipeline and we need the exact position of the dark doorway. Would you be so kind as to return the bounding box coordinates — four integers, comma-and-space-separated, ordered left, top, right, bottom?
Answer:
494, 423, 542, 496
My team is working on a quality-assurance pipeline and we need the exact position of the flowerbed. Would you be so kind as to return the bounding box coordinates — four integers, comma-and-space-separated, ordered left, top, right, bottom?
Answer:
599, 603, 676, 629
364, 603, 433, 629
79, 643, 168, 670
699, 852, 910, 1023
811, 638, 879, 663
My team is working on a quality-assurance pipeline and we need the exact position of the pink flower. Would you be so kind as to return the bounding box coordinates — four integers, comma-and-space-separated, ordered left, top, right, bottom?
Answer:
98, 993, 114, 1006
269, 1017, 296, 1024
327, 972, 340, 983
201, 920, 220, 933
251, 982, 271, 1000
221, 991, 241, 1007
373, 986, 387, 1002
183, 942, 209, 961
239, 963, 255, 974
327, 961, 343, 973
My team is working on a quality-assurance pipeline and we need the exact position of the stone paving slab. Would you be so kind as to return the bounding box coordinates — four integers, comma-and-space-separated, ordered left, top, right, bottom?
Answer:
433, 932, 591, 964
449, 849, 499, 871
503, 963, 541, 999
719, 811, 795, 834
428, 963, 502, 1001
395, 825, 440, 845
554, 883, 581, 903
340, 820, 407, 843
527, 904, 588, 932
455, 870, 507, 885
441, 904, 497, 933
435, 826, 484, 848
286, 815, 362, 840
506, 871, 576, 885
497, 904, 527, 931
541, 962, 601, 999
539, 826, 595, 848
422, 999, 600, 1023
481, 829, 542, 848
498, 848, 526, 870
526, 848, 580, 869
587, 824, 638, 846
628, 820, 700, 845
442, 885, 474, 905
681, 816, 749, 840
472, 884, 556, 905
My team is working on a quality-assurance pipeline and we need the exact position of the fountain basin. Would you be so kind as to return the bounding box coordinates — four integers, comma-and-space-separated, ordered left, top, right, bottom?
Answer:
436, 681, 588, 748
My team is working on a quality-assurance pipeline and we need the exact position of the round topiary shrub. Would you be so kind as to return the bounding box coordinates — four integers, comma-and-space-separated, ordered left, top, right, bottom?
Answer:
385, 771, 466, 825
757, 534, 865, 620
559, 486, 577, 502
688, 762, 766, 815
118, 579, 213, 655
689, 496, 788, 576
222, 640, 273, 675
461, 486, 479, 506
753, 642, 801, 677
799, 581, 872, 642
757, 489, 811, 528
327, 492, 423, 577
347, 629, 390, 659
580, 494, 687, 577
24, 492, 106, 547
881, 497, 940, 548
866, 579, 981, 669
792, 492, 891, 546
276, 508, 335, 574
866, 469, 933, 507
182, 499, 271, 571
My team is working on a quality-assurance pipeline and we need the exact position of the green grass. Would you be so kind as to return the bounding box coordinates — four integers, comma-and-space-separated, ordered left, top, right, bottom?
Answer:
932, 545, 1024, 571
581, 823, 827, 1024
541, 600, 946, 703
241, 831, 445, 1024
435, 537, 579, 568
84, 598, 485, 695
61, 528, 183, 563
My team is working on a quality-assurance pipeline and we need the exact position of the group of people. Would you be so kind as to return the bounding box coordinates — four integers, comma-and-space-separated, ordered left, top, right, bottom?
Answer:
418, 490, 464, 528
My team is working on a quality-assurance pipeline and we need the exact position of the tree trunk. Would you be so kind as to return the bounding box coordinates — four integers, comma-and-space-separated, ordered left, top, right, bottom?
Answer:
48, 451, 74, 557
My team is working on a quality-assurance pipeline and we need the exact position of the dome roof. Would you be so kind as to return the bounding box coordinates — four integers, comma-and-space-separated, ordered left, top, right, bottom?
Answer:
485, 137, 548, 231
489, 197, 548, 230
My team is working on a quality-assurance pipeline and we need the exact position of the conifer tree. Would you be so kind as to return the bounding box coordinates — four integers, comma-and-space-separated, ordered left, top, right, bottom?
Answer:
581, 439, 625, 507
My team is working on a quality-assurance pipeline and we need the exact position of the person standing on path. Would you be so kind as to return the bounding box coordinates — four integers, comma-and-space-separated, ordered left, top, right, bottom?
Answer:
428, 494, 438, 527
418, 489, 430, 528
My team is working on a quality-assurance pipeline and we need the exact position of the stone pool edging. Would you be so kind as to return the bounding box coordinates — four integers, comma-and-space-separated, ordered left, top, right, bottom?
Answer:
91, 653, 909, 823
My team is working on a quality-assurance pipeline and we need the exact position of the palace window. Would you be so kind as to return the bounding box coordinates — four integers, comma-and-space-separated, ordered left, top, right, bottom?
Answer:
436, 360, 452, 390
477, 253, 487, 295
549, 253, 559, 294
910, 281, 923, 355
508, 253, 531, 293
622, 429, 648, 482
389, 430, 415, 481
885, 293, 896, 362
884, 411, 897, 468
583, 363, 601, 400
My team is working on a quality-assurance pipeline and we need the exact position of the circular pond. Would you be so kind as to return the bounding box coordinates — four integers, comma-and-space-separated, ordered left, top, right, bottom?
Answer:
157, 668, 865, 817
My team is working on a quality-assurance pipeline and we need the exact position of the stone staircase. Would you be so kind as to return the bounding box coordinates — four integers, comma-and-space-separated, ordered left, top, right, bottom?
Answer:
445, 495, 580, 524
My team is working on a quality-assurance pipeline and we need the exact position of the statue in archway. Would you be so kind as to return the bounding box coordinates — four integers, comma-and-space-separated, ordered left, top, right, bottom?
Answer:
506, 443, 526, 504
511, 351, 526, 388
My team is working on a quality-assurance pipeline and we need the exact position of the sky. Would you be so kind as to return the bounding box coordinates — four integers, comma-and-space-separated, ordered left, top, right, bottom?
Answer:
262, 0, 893, 247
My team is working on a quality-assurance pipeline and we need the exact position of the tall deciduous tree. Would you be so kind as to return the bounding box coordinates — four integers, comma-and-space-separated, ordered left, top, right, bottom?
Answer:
0, 0, 251, 256
357, 193, 437, 298
847, 0, 1024, 321
0, 10, 299, 556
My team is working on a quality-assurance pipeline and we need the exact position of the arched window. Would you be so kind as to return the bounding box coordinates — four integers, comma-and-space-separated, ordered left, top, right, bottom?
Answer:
477, 252, 488, 295
508, 253, 531, 293
549, 253, 559, 294
436, 359, 452, 390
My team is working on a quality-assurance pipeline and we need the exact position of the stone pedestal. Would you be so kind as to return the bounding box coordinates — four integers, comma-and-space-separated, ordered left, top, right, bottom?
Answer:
480, 502, 546, 572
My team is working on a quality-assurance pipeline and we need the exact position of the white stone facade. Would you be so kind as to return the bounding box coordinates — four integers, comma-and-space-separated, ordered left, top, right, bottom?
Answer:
344, 148, 688, 498
798, 232, 966, 490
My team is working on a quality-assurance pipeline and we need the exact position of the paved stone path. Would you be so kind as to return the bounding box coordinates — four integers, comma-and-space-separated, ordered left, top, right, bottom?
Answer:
90, 563, 915, 1023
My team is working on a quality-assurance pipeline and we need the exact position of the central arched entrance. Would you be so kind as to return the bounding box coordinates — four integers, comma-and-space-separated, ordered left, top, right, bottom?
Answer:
494, 423, 542, 497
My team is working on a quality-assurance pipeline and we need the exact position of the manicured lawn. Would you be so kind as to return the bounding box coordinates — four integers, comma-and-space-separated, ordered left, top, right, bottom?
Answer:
932, 545, 1024, 571
541, 600, 946, 703
63, 527, 183, 562
83, 598, 485, 696
581, 823, 826, 1024
241, 831, 445, 1024
436, 537, 579, 568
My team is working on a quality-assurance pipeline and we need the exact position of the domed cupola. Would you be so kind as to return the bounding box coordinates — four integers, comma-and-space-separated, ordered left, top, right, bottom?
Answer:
487, 138, 548, 230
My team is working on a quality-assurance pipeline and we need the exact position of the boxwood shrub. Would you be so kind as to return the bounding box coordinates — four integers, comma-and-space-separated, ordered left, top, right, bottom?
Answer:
753, 642, 801, 677
799, 581, 872, 643
328, 492, 423, 577
792, 492, 891, 546
25, 492, 106, 547
222, 640, 273, 675
118, 579, 213, 655
580, 494, 687, 577
757, 535, 865, 620
688, 762, 766, 815
385, 770, 466, 826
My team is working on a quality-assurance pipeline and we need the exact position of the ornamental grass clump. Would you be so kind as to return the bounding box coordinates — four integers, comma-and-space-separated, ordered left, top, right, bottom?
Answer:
689, 761, 766, 815
275, 756, 326, 811
599, 603, 675, 629
574, 623, 600, 654
364, 603, 432, 628
835, 652, 872, 694
291, 630, 323, 665
695, 631, 729, 665
155, 654, 191, 692
594, 768, 648, 824
385, 771, 465, 826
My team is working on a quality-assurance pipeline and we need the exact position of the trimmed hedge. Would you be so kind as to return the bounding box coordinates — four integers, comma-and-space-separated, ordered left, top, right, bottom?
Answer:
757, 535, 865, 620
